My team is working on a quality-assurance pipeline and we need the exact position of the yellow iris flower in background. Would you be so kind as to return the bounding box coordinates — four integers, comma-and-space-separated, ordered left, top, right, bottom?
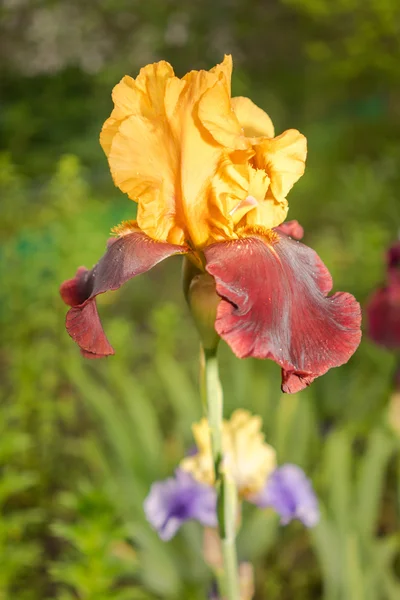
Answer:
181, 410, 276, 497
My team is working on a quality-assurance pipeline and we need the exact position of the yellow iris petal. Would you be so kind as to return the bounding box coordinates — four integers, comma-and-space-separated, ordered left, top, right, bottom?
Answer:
198, 80, 250, 151
108, 114, 180, 243
231, 96, 275, 138
169, 67, 230, 247
208, 157, 251, 235
210, 53, 233, 88
100, 117, 120, 156
100, 62, 174, 154
254, 129, 307, 202
243, 195, 289, 230
227, 410, 276, 495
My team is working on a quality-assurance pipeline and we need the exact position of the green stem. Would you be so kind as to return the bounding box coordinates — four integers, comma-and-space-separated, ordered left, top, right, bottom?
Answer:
204, 348, 223, 469
202, 347, 240, 600
221, 477, 240, 600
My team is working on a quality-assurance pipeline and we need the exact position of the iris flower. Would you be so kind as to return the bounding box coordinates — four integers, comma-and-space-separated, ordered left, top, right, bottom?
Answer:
367, 241, 400, 432
60, 56, 361, 392
145, 411, 319, 539
367, 241, 400, 349
181, 411, 320, 528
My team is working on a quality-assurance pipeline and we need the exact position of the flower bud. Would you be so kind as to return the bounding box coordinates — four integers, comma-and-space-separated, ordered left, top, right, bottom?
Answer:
182, 257, 220, 351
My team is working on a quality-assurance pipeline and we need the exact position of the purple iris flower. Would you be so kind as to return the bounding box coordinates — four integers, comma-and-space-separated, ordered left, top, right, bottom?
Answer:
250, 464, 319, 527
144, 469, 217, 541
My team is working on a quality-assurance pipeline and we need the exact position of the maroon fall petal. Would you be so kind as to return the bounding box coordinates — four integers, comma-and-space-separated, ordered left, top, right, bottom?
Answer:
275, 220, 304, 240
60, 231, 188, 357
367, 285, 400, 349
205, 233, 361, 393
387, 241, 400, 270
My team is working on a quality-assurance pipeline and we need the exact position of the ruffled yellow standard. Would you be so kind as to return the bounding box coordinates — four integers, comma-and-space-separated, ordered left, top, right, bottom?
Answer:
100, 55, 306, 249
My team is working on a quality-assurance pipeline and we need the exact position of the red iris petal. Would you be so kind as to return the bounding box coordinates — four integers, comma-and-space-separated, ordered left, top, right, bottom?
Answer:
387, 241, 400, 270
367, 284, 400, 349
60, 231, 187, 357
367, 240, 400, 349
205, 234, 361, 393
275, 220, 304, 240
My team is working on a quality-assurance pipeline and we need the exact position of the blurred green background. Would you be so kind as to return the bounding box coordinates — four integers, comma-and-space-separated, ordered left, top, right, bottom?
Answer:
1, 0, 400, 598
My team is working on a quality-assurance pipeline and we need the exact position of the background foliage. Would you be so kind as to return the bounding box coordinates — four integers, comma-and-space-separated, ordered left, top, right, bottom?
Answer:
1, 0, 400, 598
